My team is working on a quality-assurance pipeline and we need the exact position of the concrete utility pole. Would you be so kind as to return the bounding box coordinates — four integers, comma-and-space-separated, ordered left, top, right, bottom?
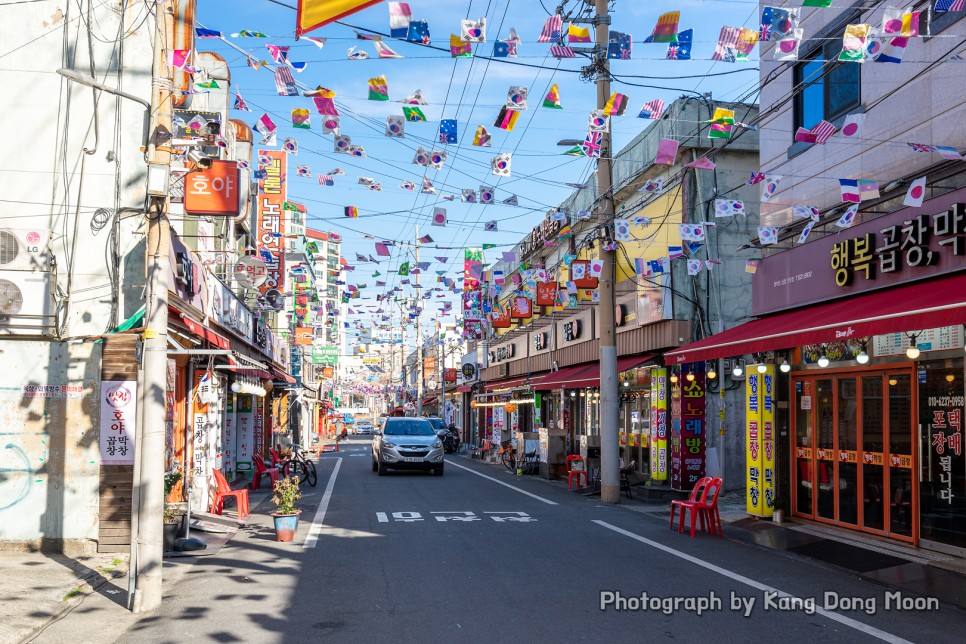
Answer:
415, 231, 424, 416
591, 0, 619, 503
136, 0, 174, 611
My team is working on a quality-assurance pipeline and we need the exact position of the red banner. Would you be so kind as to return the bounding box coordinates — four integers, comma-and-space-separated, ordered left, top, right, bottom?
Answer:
256, 150, 286, 296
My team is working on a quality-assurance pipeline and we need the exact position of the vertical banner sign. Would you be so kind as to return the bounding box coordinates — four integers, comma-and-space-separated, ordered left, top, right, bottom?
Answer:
191, 371, 211, 510
256, 149, 287, 296
650, 368, 669, 480
236, 395, 254, 472
253, 396, 264, 459
165, 359, 177, 468
746, 366, 776, 517
463, 247, 484, 339
679, 368, 707, 490
670, 374, 683, 487
223, 394, 235, 476
99, 380, 137, 464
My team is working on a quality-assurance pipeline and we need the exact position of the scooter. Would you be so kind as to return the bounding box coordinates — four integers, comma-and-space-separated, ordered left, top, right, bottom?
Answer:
441, 427, 461, 454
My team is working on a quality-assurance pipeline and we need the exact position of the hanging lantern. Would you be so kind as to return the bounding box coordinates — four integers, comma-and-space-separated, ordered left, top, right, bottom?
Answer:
505, 402, 518, 413
471, 400, 480, 408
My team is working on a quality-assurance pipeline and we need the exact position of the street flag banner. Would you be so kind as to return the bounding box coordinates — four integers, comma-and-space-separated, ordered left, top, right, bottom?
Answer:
839, 23, 872, 62
296, 0, 384, 37
760, 6, 799, 41
589, 110, 610, 132
758, 227, 779, 245
461, 18, 486, 43
667, 29, 692, 60
494, 106, 519, 131
714, 199, 745, 217
567, 24, 591, 43
638, 99, 665, 119
549, 45, 576, 58
840, 113, 865, 138
506, 86, 528, 110
322, 115, 340, 134
274, 65, 298, 96
450, 34, 473, 57
388, 2, 412, 38
368, 75, 389, 100
794, 119, 836, 144
399, 89, 427, 104
538, 14, 563, 43
375, 41, 404, 58
292, 108, 311, 129
936, 1, 966, 10
386, 115, 405, 137
859, 179, 880, 200
774, 29, 803, 61
608, 31, 632, 59
581, 130, 602, 158
345, 206, 360, 218
761, 174, 782, 202
543, 84, 562, 109
708, 107, 735, 139
711, 26, 741, 61
491, 153, 512, 176
655, 138, 678, 166
234, 91, 251, 112
836, 204, 859, 228
403, 106, 426, 122
904, 176, 927, 207
473, 125, 492, 146
648, 11, 680, 43
839, 179, 861, 203
432, 207, 447, 226
604, 92, 629, 116
439, 119, 458, 144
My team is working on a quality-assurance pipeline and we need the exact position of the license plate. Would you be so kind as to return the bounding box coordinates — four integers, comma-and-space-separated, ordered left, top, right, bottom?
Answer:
403, 457, 424, 462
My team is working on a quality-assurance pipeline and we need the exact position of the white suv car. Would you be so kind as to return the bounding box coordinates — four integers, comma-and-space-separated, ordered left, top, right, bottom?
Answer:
372, 417, 444, 475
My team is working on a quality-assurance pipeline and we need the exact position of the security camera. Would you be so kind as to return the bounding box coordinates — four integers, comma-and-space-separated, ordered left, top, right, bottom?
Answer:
187, 149, 212, 169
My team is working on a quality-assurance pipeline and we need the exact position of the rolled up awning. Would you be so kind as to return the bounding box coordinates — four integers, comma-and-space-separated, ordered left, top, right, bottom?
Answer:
168, 306, 231, 350
532, 355, 655, 391
269, 365, 296, 384
665, 271, 966, 365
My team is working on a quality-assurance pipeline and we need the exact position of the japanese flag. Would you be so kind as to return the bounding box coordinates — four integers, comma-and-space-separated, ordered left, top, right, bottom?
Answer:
840, 113, 864, 138
903, 176, 927, 208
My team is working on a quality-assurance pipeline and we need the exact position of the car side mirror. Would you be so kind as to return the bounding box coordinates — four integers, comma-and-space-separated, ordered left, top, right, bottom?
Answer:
436, 430, 447, 438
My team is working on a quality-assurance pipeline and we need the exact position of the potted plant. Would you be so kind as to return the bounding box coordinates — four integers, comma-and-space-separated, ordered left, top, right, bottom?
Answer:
163, 462, 184, 551
271, 475, 302, 542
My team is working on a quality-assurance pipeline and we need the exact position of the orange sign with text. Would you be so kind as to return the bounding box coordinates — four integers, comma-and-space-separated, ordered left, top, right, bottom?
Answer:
184, 160, 240, 216
294, 327, 314, 345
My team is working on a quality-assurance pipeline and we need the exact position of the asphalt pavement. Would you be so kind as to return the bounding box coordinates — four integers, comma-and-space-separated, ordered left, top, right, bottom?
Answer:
24, 437, 966, 643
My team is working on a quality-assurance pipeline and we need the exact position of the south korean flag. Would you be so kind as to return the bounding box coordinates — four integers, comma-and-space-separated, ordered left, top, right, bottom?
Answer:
479, 185, 496, 204
491, 153, 512, 176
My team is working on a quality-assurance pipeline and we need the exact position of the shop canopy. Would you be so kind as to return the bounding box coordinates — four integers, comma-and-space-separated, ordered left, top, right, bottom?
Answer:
269, 364, 297, 384
454, 384, 473, 393
169, 306, 231, 350
483, 373, 546, 392
664, 271, 966, 365
532, 355, 655, 391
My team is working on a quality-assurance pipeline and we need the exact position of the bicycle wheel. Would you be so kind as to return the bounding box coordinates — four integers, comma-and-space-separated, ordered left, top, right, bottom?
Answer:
501, 450, 515, 470
284, 460, 306, 485
303, 459, 318, 487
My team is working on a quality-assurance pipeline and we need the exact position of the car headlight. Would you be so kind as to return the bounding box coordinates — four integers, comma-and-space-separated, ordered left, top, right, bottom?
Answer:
431, 440, 442, 449
382, 441, 396, 448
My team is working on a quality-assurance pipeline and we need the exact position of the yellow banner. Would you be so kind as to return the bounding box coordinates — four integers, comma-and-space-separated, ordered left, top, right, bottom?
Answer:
297, 0, 384, 37
746, 365, 775, 517
650, 368, 668, 480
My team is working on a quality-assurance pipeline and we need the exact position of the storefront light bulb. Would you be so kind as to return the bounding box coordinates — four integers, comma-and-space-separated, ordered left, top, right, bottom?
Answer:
231, 382, 241, 393
570, 391, 576, 398
946, 374, 955, 383
856, 350, 870, 365
780, 359, 791, 374
669, 374, 679, 384
623, 380, 630, 388
817, 355, 830, 368
580, 391, 586, 397
757, 364, 767, 374
707, 368, 717, 380
686, 372, 695, 382
732, 363, 743, 377
905, 345, 920, 360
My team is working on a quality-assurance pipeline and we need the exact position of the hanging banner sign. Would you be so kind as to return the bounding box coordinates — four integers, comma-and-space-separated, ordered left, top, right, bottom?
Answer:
99, 380, 137, 465
649, 368, 669, 481
672, 367, 706, 490
746, 365, 776, 517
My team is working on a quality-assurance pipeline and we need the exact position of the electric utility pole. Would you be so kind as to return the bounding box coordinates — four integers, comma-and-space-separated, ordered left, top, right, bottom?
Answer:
136, 0, 174, 610
415, 230, 424, 416
581, 0, 619, 503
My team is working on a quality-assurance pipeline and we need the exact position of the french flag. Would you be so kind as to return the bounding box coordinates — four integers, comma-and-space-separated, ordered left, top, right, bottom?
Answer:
839, 179, 861, 203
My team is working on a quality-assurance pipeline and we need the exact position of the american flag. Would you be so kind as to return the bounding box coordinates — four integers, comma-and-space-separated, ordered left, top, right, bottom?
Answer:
711, 26, 741, 61
581, 130, 602, 158
318, 174, 334, 186
810, 120, 837, 144
638, 99, 665, 119
538, 14, 563, 43
549, 45, 575, 58
936, 0, 966, 11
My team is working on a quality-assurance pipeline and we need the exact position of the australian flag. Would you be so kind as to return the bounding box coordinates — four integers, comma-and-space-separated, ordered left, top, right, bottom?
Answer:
493, 40, 510, 57
438, 119, 458, 145
407, 20, 431, 45
607, 31, 632, 60
667, 29, 692, 60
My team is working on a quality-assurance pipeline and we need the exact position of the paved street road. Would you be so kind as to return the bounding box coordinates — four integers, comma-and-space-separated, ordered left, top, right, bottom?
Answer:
109, 439, 962, 643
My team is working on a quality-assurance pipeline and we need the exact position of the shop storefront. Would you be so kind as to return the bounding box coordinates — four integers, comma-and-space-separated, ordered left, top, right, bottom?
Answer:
667, 193, 966, 554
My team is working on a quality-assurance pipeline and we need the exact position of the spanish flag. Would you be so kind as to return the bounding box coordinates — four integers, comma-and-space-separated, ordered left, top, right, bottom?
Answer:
296, 0, 385, 38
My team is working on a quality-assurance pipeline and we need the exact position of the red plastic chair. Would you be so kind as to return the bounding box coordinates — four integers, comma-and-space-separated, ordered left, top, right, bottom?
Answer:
675, 477, 723, 538
670, 477, 711, 532
566, 455, 588, 490
250, 454, 280, 491
211, 468, 249, 518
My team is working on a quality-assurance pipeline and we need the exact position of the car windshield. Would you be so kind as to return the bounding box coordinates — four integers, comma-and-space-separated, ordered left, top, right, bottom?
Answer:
384, 419, 436, 436
425, 418, 446, 431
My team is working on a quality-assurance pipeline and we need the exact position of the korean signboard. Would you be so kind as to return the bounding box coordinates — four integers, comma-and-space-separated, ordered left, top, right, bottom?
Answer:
256, 149, 287, 297
671, 367, 706, 490
312, 345, 339, 365
236, 394, 254, 473
99, 380, 137, 465
184, 160, 240, 216
753, 192, 966, 315
294, 327, 314, 345
746, 366, 775, 517
649, 368, 668, 481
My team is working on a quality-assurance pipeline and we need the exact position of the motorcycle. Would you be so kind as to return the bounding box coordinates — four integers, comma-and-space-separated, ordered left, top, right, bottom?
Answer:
441, 427, 461, 454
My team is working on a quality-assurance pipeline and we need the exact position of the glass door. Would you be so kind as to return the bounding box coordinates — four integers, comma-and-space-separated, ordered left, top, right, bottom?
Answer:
816, 379, 835, 521
861, 375, 885, 531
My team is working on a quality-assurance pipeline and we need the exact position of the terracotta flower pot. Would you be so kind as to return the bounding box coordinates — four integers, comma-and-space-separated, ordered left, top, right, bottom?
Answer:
272, 512, 300, 542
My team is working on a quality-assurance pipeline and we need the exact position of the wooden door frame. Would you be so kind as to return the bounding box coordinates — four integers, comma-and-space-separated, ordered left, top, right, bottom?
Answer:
789, 363, 918, 544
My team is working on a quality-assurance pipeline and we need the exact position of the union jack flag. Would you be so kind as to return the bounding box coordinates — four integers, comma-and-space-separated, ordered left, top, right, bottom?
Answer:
908, 143, 935, 153
318, 174, 334, 186
747, 172, 766, 185
538, 14, 563, 43
936, 0, 966, 11
581, 130, 602, 158
667, 44, 681, 59
758, 23, 771, 42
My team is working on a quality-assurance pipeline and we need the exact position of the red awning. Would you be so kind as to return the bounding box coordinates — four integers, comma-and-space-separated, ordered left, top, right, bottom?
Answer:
422, 396, 438, 406
225, 356, 273, 380
169, 306, 231, 350
484, 373, 547, 392
269, 365, 297, 384
665, 271, 966, 365
532, 355, 655, 391
454, 385, 472, 393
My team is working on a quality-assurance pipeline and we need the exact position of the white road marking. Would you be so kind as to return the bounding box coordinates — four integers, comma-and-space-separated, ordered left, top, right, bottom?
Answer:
376, 512, 388, 523
448, 460, 557, 505
593, 520, 912, 644
303, 457, 342, 549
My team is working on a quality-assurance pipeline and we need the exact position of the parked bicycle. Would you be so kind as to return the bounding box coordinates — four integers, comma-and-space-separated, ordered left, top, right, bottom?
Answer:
499, 440, 516, 471
282, 444, 318, 487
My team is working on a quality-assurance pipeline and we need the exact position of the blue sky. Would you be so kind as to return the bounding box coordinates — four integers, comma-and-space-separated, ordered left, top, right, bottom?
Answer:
196, 0, 762, 331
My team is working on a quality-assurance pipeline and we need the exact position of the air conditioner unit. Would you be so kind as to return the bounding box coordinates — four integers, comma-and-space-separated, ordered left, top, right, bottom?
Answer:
0, 271, 54, 334
0, 228, 50, 271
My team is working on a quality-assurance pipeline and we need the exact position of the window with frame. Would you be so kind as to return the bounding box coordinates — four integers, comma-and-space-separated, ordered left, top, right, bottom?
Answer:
793, 37, 861, 134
